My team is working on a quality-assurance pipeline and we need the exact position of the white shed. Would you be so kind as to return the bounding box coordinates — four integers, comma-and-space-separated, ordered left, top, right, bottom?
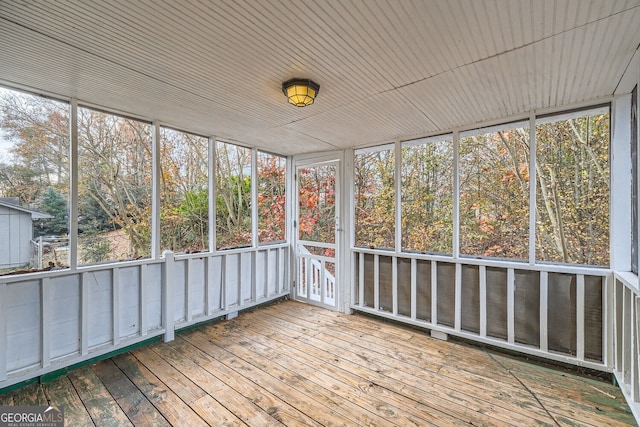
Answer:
0, 198, 52, 269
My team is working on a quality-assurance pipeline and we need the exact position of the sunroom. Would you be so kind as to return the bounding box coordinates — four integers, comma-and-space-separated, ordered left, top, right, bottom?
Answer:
0, 1, 639, 425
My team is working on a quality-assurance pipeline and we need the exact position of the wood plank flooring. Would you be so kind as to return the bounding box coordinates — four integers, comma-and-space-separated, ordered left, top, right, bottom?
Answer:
0, 300, 635, 426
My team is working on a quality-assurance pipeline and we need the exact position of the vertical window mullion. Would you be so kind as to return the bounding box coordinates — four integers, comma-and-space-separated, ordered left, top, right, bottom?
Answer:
209, 137, 216, 253
395, 141, 402, 253
69, 98, 78, 269
632, 86, 638, 273
151, 121, 161, 259
529, 112, 537, 265
251, 147, 258, 248
285, 154, 293, 244
453, 130, 460, 259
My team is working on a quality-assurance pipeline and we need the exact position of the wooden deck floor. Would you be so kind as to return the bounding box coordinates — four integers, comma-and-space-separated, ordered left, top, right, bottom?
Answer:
0, 300, 635, 426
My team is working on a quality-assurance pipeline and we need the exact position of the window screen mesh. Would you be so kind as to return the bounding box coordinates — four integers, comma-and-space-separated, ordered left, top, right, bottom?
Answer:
461, 265, 480, 333
486, 267, 508, 340
397, 258, 412, 317
355, 253, 602, 361
437, 263, 456, 327
514, 270, 540, 347
378, 256, 393, 312
363, 254, 374, 308
548, 273, 577, 355
416, 260, 432, 322
584, 275, 603, 362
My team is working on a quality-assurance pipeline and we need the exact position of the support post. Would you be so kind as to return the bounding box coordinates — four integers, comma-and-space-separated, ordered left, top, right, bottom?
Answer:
41, 278, 50, 368
162, 250, 175, 342
151, 122, 161, 259
69, 98, 78, 269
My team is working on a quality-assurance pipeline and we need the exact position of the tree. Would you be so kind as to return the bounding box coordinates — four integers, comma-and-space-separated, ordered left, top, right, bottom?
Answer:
401, 139, 454, 253
34, 187, 68, 236
0, 92, 68, 192
159, 129, 208, 253
354, 148, 395, 249
0, 163, 44, 205
77, 107, 153, 260
459, 127, 530, 259
298, 165, 336, 245
0, 90, 69, 205
215, 142, 252, 249
535, 113, 609, 265
257, 152, 286, 243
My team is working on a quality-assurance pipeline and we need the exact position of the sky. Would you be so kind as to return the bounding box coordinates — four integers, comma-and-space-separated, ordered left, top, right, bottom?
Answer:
0, 87, 13, 162
0, 130, 12, 162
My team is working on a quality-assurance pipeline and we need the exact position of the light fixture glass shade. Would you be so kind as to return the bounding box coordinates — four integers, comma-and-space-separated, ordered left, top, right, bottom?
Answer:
282, 78, 320, 107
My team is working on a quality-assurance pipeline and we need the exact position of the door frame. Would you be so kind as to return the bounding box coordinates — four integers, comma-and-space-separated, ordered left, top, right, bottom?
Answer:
291, 150, 350, 312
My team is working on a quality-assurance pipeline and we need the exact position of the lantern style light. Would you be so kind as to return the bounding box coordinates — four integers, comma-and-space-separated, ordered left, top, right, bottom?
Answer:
282, 78, 320, 107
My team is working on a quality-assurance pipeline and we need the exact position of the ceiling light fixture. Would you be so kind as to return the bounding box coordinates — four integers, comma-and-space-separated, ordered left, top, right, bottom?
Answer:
282, 78, 320, 107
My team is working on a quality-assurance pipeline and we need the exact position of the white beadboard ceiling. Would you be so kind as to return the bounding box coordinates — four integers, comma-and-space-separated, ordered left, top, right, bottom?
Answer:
0, 0, 638, 155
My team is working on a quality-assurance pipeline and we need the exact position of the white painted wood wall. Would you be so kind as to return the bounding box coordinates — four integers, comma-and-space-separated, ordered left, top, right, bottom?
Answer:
613, 272, 640, 421
0, 205, 33, 268
0, 244, 289, 388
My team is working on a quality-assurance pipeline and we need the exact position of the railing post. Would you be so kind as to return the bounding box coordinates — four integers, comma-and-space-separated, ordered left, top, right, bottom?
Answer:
605, 274, 615, 370
38, 236, 43, 270
358, 252, 365, 307
80, 272, 89, 355
615, 278, 624, 372
625, 287, 632, 384
41, 278, 51, 368
140, 264, 148, 337
112, 268, 120, 346
576, 275, 585, 361
162, 250, 175, 342
540, 272, 549, 352
507, 268, 515, 344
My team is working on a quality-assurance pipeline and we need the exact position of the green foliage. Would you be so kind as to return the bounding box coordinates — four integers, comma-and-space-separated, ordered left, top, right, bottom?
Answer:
34, 187, 68, 237
158, 128, 209, 253
79, 234, 111, 264
180, 189, 208, 219
78, 184, 115, 233
215, 142, 252, 249
216, 175, 251, 218
160, 190, 209, 253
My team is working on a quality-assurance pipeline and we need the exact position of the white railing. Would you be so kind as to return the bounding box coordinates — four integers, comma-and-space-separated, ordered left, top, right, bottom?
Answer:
0, 244, 290, 389
297, 244, 336, 307
352, 248, 611, 372
613, 272, 640, 421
